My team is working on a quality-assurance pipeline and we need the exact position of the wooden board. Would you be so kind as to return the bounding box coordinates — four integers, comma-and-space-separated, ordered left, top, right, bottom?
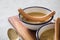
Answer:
55, 18, 60, 40
8, 16, 36, 40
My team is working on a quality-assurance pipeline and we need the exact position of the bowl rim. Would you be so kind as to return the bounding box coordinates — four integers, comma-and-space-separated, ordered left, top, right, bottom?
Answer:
36, 22, 54, 40
19, 6, 54, 25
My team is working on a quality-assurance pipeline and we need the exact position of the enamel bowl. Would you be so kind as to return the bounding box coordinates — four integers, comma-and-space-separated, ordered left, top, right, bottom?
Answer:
19, 6, 53, 30
36, 23, 55, 40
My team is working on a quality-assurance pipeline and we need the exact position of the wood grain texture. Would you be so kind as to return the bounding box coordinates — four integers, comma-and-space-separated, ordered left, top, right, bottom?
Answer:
8, 16, 36, 40
55, 18, 60, 40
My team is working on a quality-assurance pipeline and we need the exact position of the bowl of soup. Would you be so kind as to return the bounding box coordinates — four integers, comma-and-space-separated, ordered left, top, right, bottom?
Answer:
36, 23, 55, 40
19, 6, 54, 30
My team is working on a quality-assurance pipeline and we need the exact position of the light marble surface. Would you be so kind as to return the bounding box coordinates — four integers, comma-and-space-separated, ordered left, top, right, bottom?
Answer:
0, 0, 60, 40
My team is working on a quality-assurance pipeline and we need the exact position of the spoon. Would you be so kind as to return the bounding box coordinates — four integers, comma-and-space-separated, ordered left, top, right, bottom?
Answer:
7, 28, 22, 40
18, 8, 55, 22
55, 18, 60, 40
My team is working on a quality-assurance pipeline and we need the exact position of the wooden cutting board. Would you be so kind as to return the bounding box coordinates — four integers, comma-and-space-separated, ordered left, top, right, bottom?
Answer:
8, 16, 36, 40
55, 18, 60, 40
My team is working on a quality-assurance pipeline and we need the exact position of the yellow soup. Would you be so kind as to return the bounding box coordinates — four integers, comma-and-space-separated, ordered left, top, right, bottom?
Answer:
40, 29, 55, 40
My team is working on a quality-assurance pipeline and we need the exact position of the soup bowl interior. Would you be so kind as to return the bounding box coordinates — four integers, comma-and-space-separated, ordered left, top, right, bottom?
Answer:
36, 23, 55, 40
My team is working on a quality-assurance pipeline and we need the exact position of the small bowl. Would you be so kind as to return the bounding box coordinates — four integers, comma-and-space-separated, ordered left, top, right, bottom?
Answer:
36, 23, 55, 40
19, 6, 54, 30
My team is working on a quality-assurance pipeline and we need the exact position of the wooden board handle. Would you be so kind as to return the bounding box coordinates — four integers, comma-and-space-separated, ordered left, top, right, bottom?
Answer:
8, 16, 35, 40
55, 18, 60, 40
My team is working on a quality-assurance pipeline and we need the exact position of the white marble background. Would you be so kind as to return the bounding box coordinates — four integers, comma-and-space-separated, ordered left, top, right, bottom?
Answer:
0, 0, 60, 40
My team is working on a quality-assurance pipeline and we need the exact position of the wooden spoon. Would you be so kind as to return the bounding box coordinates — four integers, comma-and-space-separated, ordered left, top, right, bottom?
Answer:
55, 18, 60, 40
18, 8, 55, 22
